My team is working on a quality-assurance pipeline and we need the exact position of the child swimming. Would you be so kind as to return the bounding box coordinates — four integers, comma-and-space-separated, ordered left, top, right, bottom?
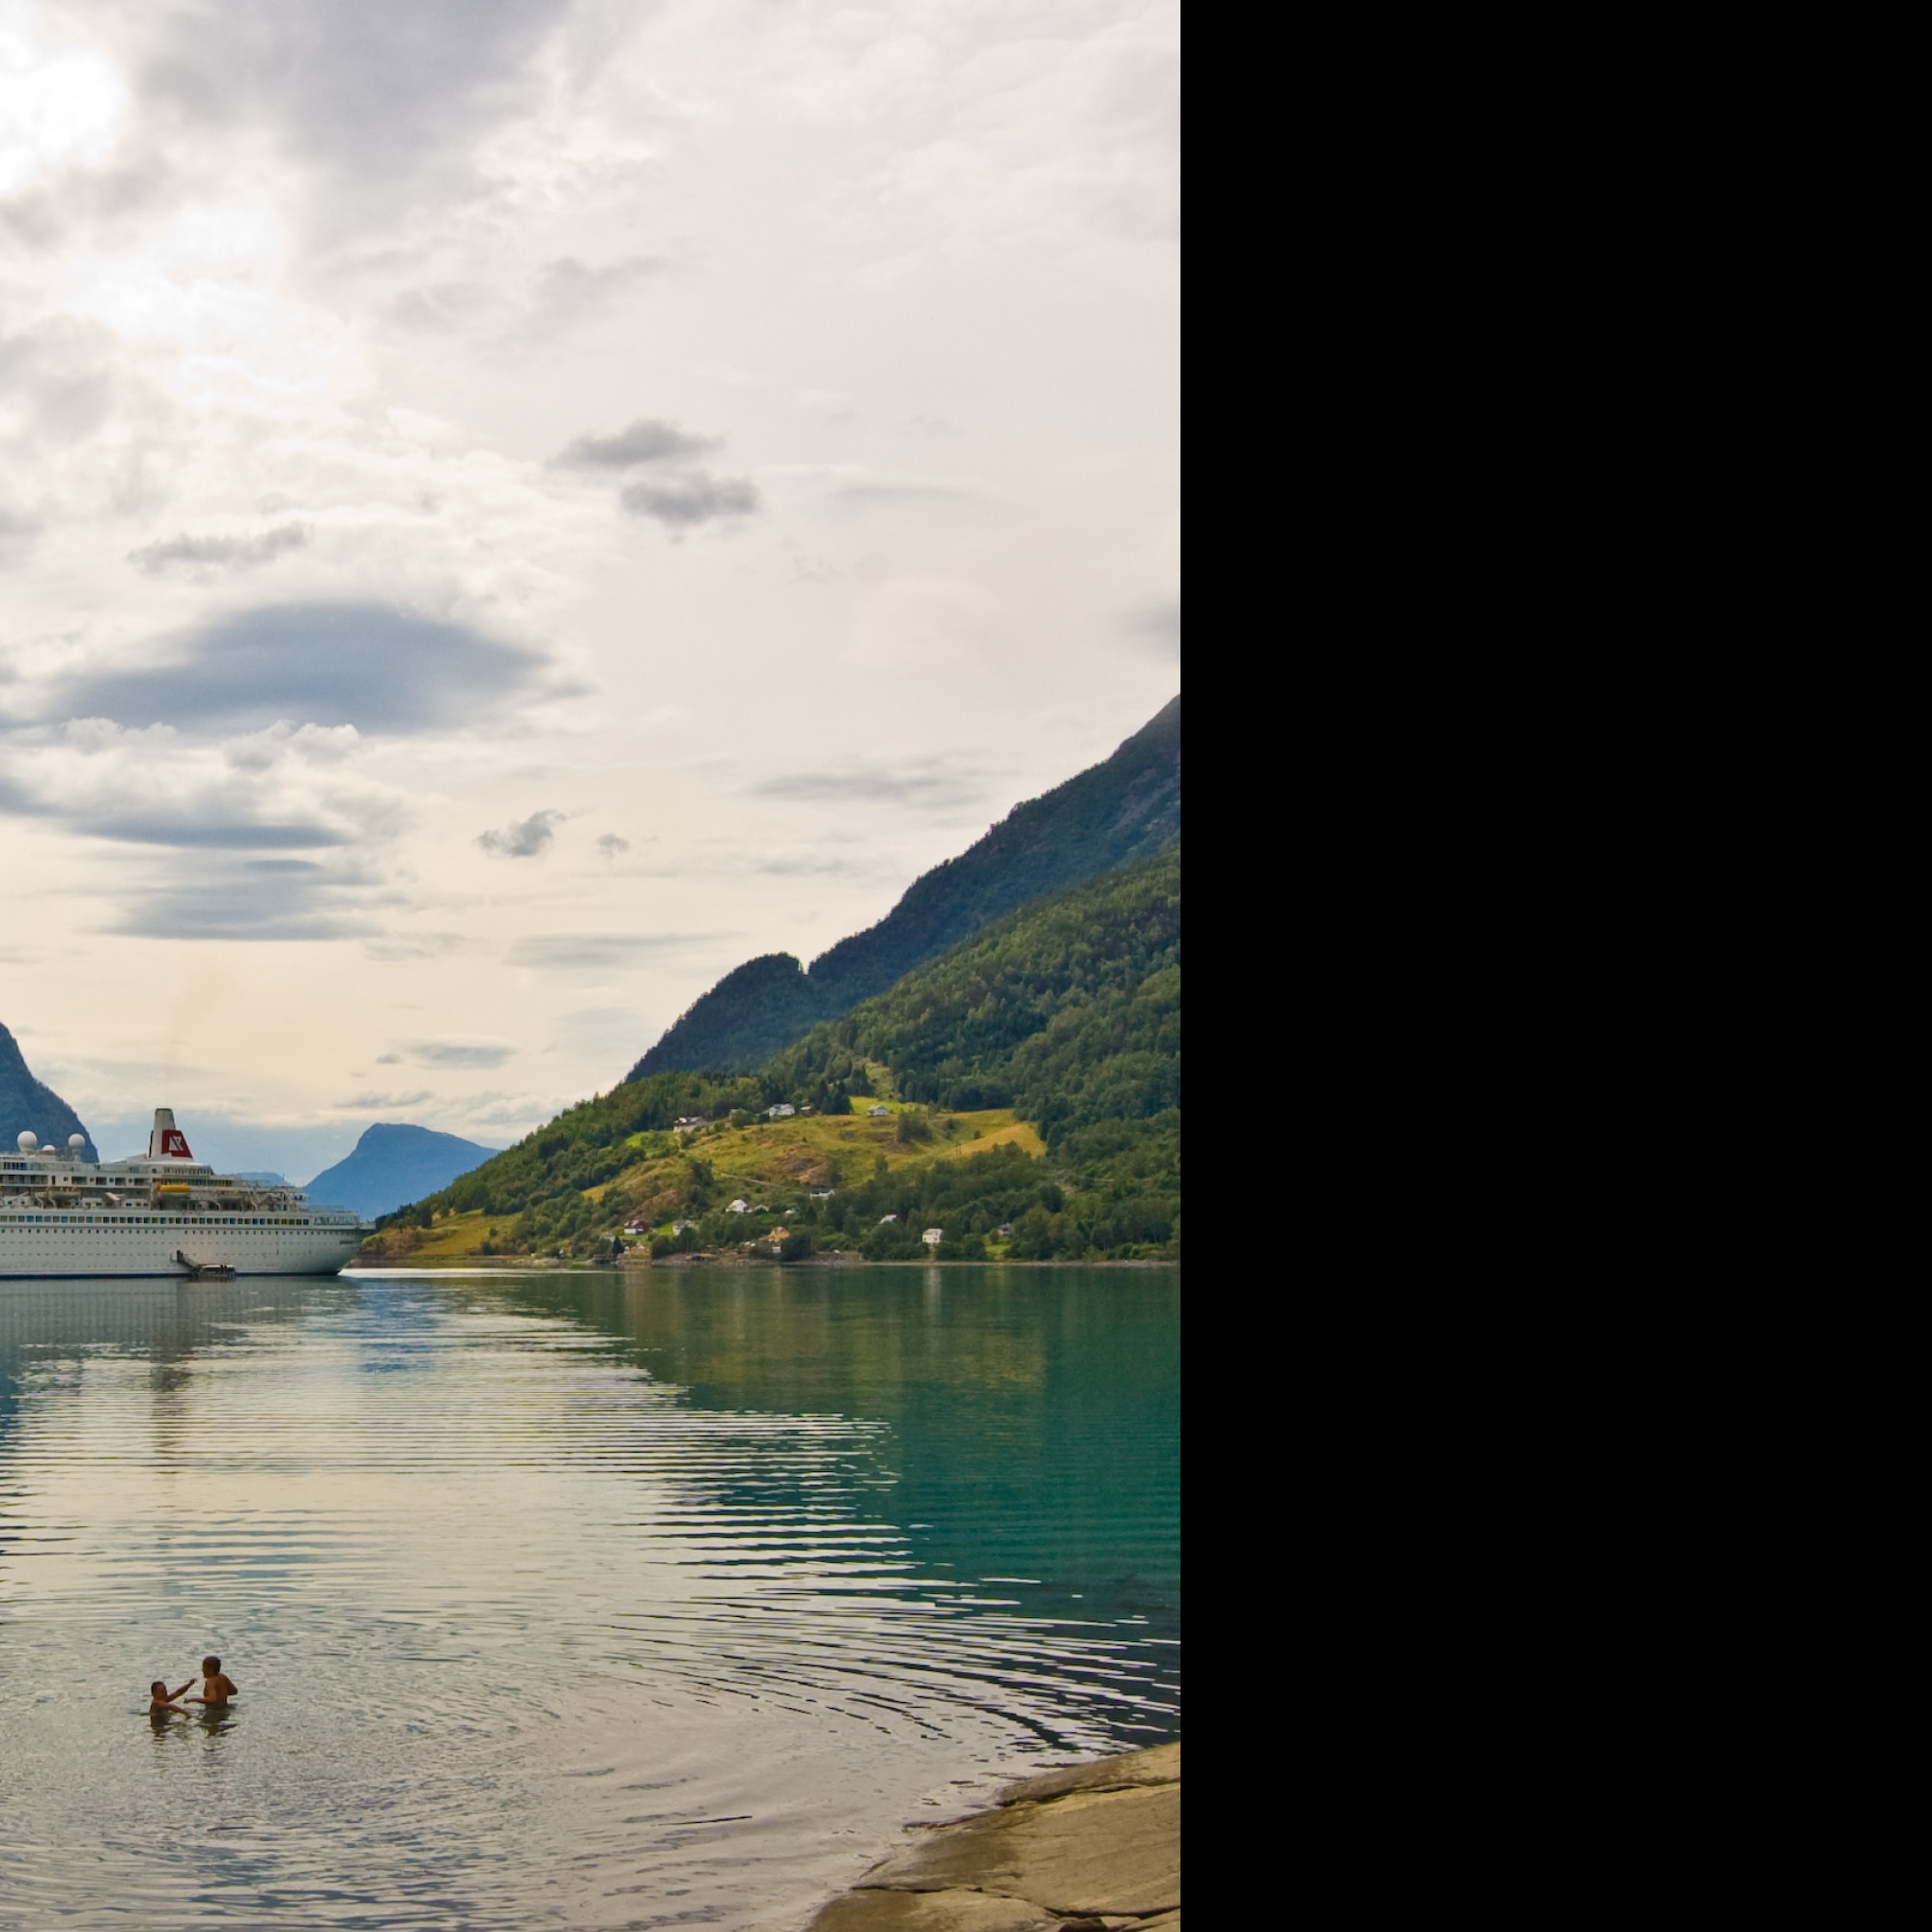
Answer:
149, 1678, 194, 1717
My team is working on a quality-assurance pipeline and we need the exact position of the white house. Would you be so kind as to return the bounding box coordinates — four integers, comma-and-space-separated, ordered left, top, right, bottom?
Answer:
922, 1228, 944, 1248
728, 1199, 749, 1213
867, 1104, 890, 1117
766, 1103, 796, 1119
878, 1212, 897, 1224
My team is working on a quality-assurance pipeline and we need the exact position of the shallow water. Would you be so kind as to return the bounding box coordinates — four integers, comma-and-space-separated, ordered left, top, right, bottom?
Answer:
0, 1266, 1179, 1929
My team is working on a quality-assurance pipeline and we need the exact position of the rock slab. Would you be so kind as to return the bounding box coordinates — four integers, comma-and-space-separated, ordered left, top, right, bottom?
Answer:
808, 1744, 1179, 1932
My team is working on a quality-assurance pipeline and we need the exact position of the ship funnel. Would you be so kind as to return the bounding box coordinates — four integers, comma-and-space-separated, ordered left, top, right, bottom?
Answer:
149, 1108, 194, 1161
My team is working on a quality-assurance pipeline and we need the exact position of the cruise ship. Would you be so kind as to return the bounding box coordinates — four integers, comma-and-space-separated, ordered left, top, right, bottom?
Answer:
0, 1109, 363, 1279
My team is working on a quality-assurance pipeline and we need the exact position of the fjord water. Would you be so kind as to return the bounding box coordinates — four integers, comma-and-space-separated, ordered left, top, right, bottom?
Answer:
0, 1267, 1179, 1929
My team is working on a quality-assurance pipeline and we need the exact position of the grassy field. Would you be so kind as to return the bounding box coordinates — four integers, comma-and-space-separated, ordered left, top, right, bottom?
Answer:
363, 1106, 1047, 1261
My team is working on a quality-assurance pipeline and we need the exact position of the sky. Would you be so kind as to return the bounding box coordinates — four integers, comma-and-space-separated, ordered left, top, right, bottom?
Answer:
0, 0, 1179, 1182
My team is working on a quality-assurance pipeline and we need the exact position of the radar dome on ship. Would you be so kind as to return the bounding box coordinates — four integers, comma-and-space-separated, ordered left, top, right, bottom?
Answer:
15, 1130, 34, 1151
69, 1134, 84, 1151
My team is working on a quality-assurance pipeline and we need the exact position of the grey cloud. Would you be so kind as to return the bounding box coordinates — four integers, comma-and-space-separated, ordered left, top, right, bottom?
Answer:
505, 932, 718, 970
78, 815, 352, 850
549, 417, 757, 527
0, 506, 38, 565
0, 741, 378, 851
755, 855, 867, 876
752, 762, 991, 810
128, 525, 311, 575
105, 856, 381, 941
528, 259, 664, 335
384, 283, 489, 333
338, 1089, 435, 1110
362, 931, 475, 962
554, 418, 720, 469
403, 1039, 519, 1068
621, 474, 761, 526
38, 603, 552, 736
0, 316, 117, 449
138, 0, 573, 201
596, 833, 631, 857
555, 1006, 639, 1030
1129, 601, 1180, 654
833, 481, 977, 508
478, 809, 562, 857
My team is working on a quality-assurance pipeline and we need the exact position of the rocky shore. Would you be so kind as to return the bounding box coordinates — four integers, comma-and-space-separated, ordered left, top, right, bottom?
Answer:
807, 1743, 1179, 1931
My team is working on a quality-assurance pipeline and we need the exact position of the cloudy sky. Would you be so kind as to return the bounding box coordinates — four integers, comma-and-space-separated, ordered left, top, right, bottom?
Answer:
0, 0, 1179, 1179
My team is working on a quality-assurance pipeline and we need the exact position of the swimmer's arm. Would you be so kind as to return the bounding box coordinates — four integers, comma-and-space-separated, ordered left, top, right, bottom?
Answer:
168, 1679, 196, 1700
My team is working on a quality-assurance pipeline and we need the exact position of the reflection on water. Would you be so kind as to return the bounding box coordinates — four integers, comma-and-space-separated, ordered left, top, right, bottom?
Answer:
0, 1267, 1179, 1930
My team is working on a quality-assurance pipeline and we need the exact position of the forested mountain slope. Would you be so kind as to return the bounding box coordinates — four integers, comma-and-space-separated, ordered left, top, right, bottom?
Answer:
390, 846, 1179, 1262
627, 696, 1179, 1078
0, 1023, 97, 1161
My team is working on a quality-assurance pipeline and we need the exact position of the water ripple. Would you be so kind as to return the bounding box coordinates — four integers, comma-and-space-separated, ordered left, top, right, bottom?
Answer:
0, 1268, 1178, 1929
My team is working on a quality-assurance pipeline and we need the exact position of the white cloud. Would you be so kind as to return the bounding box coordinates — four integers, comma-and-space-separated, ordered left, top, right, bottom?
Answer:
0, 0, 1179, 1143
0, 8, 126, 198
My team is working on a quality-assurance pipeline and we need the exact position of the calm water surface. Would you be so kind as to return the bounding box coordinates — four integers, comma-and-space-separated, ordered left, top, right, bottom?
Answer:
0, 1266, 1179, 1928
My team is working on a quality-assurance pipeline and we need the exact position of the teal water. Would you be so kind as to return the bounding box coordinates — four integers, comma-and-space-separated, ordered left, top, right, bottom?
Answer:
0, 1266, 1179, 1928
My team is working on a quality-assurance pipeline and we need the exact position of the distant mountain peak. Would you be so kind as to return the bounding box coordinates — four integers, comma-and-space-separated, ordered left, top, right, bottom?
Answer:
305, 1121, 500, 1220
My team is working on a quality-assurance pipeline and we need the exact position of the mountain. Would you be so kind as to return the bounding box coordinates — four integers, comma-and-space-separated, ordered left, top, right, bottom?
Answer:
304, 1123, 500, 1220
628, 696, 1179, 1079
0, 1023, 97, 1161
399, 844, 1179, 1262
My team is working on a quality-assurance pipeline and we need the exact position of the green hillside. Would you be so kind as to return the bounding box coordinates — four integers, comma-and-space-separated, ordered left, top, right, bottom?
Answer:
386, 847, 1179, 1263
627, 696, 1179, 1078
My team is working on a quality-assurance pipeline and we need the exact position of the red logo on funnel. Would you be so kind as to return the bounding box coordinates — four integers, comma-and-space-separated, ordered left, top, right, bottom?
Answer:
160, 1129, 193, 1159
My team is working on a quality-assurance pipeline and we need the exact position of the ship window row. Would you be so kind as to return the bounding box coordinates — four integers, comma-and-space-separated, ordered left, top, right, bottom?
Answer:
1, 1215, 315, 1225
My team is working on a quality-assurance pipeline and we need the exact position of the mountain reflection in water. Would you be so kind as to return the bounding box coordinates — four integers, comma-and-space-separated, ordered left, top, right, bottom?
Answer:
0, 1266, 1178, 1930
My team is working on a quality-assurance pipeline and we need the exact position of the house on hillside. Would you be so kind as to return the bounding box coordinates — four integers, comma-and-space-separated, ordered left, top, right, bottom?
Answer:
878, 1212, 897, 1224
672, 1219, 695, 1235
922, 1228, 943, 1248
728, 1199, 749, 1213
766, 1103, 795, 1119
867, 1104, 890, 1117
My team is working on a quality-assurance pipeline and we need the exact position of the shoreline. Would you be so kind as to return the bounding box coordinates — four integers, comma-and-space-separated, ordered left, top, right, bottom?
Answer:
346, 1255, 1179, 1272
806, 1742, 1179, 1930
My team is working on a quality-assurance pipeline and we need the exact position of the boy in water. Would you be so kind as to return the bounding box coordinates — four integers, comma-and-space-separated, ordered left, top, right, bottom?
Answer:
185, 1655, 238, 1708
149, 1677, 195, 1718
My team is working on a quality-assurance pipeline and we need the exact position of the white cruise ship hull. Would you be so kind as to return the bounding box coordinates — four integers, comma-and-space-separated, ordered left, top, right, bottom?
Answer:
5, 1107, 364, 1279
1, 1213, 363, 1279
